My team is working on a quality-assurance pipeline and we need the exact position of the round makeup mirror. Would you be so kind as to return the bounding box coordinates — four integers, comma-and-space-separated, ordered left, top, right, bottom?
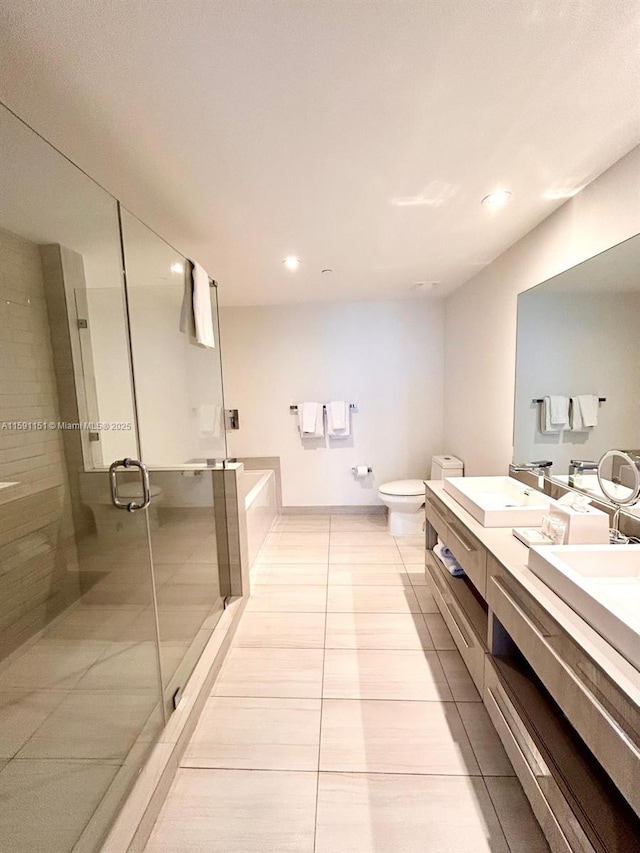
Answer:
596, 450, 640, 507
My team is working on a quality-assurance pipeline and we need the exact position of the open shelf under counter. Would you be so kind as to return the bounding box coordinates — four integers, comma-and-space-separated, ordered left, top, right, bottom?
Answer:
485, 648, 640, 853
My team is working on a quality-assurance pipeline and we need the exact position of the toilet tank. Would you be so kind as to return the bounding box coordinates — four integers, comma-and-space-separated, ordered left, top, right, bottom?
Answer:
430, 454, 464, 480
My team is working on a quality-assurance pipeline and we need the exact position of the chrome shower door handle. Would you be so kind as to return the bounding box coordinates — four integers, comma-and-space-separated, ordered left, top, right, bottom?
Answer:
109, 458, 151, 512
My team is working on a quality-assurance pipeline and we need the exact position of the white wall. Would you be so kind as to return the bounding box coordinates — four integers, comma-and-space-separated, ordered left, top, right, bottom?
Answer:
220, 300, 444, 506
443, 145, 640, 475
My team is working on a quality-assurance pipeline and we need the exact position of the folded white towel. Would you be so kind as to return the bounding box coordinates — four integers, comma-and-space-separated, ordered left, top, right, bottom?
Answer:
192, 262, 216, 349
542, 395, 569, 433
569, 397, 584, 431
578, 394, 598, 428
327, 401, 350, 438
298, 402, 324, 437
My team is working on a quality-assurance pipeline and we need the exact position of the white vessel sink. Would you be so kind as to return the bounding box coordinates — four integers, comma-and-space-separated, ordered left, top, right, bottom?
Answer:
553, 474, 640, 519
528, 544, 640, 670
443, 476, 550, 527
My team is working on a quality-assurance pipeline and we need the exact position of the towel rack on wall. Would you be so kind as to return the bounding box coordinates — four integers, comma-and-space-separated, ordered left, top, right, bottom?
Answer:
289, 403, 357, 412
532, 397, 606, 404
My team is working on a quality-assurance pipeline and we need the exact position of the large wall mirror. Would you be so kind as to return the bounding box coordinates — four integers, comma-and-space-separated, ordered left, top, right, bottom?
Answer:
513, 234, 640, 518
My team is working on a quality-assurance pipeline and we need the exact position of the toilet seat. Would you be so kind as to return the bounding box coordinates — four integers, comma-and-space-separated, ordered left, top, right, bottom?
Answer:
378, 479, 425, 497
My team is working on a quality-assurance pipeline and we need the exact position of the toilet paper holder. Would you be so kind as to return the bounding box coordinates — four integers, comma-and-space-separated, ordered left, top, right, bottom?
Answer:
351, 466, 373, 475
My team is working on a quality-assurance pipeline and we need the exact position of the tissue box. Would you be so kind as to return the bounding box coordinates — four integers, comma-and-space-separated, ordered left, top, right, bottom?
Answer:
549, 503, 610, 545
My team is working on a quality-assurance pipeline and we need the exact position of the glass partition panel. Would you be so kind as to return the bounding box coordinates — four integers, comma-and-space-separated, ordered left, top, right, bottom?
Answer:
119, 208, 227, 710
119, 208, 227, 467
0, 104, 162, 852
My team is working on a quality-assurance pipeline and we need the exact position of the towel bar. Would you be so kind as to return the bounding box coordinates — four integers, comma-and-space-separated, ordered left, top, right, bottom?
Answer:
532, 397, 606, 404
289, 403, 357, 412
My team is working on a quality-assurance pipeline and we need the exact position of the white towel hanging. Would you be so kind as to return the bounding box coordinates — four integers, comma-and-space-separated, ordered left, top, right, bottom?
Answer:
327, 400, 350, 438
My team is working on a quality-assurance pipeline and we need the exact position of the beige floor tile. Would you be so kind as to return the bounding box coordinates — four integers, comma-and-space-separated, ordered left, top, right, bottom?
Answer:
75, 641, 163, 692
0, 690, 67, 758
271, 516, 330, 532
486, 777, 550, 851
323, 649, 452, 701
423, 613, 457, 649
329, 546, 402, 565
438, 650, 481, 701
145, 768, 317, 852
325, 613, 433, 650
155, 581, 221, 607
0, 640, 107, 690
404, 567, 428, 585
43, 606, 145, 641
16, 691, 159, 760
233, 612, 326, 649
330, 532, 398, 547
251, 564, 328, 585
213, 647, 324, 698
256, 547, 329, 564
397, 543, 425, 565
264, 532, 330, 546
320, 699, 480, 775
0, 759, 119, 853
328, 564, 411, 586
413, 586, 439, 613
327, 585, 420, 614
393, 534, 424, 546
246, 584, 327, 613
330, 515, 388, 532
125, 608, 207, 643
183, 697, 321, 771
315, 772, 509, 853
457, 703, 515, 776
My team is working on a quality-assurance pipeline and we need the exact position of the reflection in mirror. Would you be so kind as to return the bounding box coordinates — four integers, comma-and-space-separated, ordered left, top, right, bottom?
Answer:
597, 450, 640, 507
513, 234, 640, 518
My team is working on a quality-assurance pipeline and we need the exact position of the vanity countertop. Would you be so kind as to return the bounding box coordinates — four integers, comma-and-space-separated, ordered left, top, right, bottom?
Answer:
425, 480, 640, 707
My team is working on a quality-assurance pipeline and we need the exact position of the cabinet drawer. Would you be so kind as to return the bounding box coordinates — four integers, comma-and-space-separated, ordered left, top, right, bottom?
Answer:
425, 491, 450, 541
484, 658, 593, 853
445, 517, 486, 597
425, 551, 485, 694
424, 489, 487, 598
487, 555, 640, 817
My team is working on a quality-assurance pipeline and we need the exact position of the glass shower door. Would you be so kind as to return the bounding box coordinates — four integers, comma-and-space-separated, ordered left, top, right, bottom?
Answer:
119, 207, 228, 714
0, 103, 164, 852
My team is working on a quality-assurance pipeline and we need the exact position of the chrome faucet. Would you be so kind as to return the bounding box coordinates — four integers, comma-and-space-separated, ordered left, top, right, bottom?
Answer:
510, 460, 553, 477
509, 460, 552, 489
568, 459, 598, 488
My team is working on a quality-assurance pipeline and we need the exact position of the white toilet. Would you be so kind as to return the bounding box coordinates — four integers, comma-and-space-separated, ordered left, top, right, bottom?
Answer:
378, 455, 464, 536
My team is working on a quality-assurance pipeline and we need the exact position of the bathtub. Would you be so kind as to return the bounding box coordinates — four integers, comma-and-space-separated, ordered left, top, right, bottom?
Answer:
242, 469, 278, 567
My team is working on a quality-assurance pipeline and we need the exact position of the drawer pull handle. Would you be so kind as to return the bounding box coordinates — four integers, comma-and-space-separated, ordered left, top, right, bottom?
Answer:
428, 558, 473, 649
489, 683, 548, 779
449, 522, 476, 553
492, 575, 552, 638
491, 577, 640, 764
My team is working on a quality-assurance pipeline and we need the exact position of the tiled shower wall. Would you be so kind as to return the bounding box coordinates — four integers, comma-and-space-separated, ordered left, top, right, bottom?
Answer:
0, 227, 80, 658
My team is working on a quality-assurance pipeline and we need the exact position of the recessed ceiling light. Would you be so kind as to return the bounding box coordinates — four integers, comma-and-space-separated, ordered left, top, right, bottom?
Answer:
170, 263, 184, 274
413, 281, 440, 291
282, 255, 301, 271
481, 190, 512, 209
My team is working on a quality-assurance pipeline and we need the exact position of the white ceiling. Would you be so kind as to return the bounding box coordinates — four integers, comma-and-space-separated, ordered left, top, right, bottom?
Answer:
0, 0, 639, 306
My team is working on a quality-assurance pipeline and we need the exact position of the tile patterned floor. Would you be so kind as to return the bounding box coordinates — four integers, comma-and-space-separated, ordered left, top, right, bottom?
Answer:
0, 508, 224, 853
145, 514, 550, 852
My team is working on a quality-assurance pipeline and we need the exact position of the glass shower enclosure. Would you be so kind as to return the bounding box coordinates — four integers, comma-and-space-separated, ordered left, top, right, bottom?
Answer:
0, 102, 228, 851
